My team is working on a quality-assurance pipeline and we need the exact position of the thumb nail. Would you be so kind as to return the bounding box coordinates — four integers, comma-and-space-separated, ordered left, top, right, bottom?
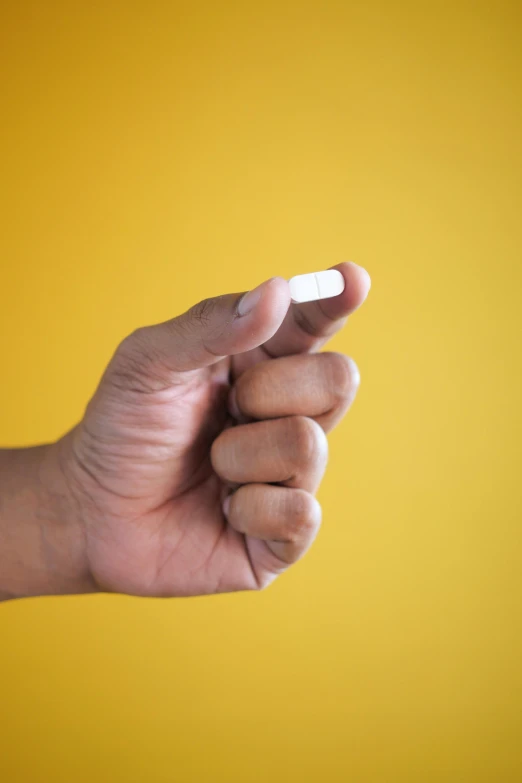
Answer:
237, 278, 273, 317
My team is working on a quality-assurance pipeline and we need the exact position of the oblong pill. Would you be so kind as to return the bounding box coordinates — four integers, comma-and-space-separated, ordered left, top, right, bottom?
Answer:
289, 269, 345, 303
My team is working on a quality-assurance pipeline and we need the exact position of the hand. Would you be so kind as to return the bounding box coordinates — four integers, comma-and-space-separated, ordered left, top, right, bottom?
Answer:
60, 262, 370, 596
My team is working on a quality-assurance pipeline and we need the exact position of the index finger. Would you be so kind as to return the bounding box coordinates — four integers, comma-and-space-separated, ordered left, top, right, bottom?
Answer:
261, 261, 371, 358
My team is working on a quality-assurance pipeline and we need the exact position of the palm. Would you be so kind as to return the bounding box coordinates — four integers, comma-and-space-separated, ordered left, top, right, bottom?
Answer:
73, 351, 275, 596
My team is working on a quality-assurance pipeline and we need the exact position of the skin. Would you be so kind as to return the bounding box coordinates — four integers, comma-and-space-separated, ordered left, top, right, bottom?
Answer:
0, 262, 371, 601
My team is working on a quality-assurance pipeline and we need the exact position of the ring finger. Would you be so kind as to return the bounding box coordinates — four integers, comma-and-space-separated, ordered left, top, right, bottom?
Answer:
210, 415, 328, 494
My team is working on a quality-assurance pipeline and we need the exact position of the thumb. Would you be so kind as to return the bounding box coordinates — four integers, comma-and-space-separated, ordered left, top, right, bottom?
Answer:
115, 276, 291, 379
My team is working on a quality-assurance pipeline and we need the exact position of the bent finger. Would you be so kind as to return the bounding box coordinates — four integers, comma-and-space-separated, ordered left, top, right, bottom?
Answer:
230, 351, 360, 433
224, 483, 322, 565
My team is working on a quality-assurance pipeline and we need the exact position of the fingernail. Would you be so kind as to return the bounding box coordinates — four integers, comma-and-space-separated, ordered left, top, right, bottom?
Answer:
222, 494, 231, 518
237, 279, 271, 317
228, 386, 241, 420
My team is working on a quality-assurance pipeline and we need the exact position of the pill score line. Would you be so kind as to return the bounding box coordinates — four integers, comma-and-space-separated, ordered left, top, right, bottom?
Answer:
288, 269, 345, 304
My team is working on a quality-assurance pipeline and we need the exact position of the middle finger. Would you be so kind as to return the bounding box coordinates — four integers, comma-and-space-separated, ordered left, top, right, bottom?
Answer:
228, 351, 360, 433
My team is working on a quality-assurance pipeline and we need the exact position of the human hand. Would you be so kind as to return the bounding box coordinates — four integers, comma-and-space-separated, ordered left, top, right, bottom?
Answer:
60, 262, 370, 597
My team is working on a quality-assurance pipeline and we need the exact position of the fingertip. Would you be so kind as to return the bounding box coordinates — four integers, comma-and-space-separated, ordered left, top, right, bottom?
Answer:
227, 385, 250, 423
227, 386, 241, 420
202, 277, 291, 360
327, 261, 371, 314
347, 261, 372, 301
263, 276, 292, 313
222, 493, 231, 518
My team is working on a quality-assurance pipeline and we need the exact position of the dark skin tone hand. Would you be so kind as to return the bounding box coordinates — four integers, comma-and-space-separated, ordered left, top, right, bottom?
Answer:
0, 262, 370, 601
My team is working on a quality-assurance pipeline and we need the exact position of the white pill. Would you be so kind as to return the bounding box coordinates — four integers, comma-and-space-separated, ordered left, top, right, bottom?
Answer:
289, 269, 345, 303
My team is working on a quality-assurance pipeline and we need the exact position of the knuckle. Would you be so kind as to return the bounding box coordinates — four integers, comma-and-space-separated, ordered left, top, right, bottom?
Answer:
254, 573, 277, 591
323, 352, 359, 402
287, 415, 328, 468
118, 327, 145, 356
209, 429, 232, 476
109, 328, 169, 395
182, 296, 228, 359
209, 433, 223, 472
283, 491, 321, 542
188, 296, 217, 326
235, 363, 270, 417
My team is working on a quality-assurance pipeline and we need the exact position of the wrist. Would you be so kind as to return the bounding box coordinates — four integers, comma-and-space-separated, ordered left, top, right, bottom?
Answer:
0, 435, 98, 601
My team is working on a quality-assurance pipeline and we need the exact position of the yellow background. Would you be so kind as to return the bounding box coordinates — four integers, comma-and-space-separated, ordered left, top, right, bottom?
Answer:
1, 1, 521, 781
